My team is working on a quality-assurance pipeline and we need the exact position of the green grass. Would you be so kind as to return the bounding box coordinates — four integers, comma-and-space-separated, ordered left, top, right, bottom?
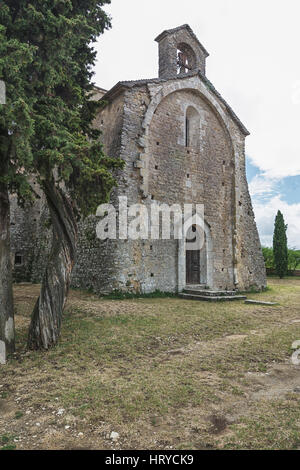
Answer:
222, 399, 300, 450
1, 435, 17, 451
1, 278, 300, 450
14, 411, 24, 420
100, 289, 178, 300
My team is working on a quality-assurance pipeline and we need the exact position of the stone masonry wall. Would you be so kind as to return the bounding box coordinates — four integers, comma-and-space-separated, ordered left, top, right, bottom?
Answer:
156, 25, 208, 78
10, 181, 48, 283
10, 195, 39, 283
114, 74, 266, 293
70, 92, 127, 293
10, 71, 266, 294
233, 135, 267, 290
146, 88, 236, 291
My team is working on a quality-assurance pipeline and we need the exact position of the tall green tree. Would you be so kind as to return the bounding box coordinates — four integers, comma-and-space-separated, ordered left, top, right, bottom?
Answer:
1, 1, 122, 352
0, 20, 35, 362
262, 246, 274, 270
273, 211, 288, 279
288, 248, 300, 273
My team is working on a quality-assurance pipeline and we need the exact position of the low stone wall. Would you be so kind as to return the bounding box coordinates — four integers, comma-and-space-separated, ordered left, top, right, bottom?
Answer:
266, 268, 300, 277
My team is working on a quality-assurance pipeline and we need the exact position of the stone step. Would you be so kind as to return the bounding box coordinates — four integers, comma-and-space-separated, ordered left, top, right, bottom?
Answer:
186, 284, 207, 289
244, 300, 279, 306
179, 293, 247, 302
184, 289, 238, 297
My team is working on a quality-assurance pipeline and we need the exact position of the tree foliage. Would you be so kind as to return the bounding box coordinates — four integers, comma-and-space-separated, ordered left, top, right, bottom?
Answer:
262, 246, 300, 274
1, 0, 122, 215
288, 249, 300, 272
0, 17, 34, 201
1, 0, 124, 352
0, 4, 36, 361
273, 211, 288, 279
262, 246, 274, 270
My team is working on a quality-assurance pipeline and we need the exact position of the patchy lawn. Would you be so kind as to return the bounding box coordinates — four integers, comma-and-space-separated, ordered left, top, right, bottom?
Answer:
1, 278, 300, 450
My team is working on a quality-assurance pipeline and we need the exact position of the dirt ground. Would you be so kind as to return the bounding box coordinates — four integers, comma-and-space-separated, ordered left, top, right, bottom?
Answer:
0, 278, 300, 450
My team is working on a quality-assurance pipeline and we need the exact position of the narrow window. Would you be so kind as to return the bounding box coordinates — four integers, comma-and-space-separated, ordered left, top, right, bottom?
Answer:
185, 117, 190, 147
185, 106, 200, 149
14, 253, 23, 266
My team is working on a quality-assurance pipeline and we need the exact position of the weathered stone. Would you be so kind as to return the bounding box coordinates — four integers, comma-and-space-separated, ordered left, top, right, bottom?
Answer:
110, 431, 120, 441
155, 25, 209, 79
180, 293, 247, 302
245, 300, 279, 306
10, 24, 266, 295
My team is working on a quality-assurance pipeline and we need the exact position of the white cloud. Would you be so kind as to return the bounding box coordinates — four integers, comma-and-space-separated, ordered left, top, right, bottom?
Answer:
249, 172, 300, 248
249, 175, 279, 199
253, 195, 300, 249
95, 0, 300, 180
94, 0, 300, 246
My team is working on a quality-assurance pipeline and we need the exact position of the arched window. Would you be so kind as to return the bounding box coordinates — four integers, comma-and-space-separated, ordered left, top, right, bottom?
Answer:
185, 106, 200, 149
177, 43, 196, 75
185, 116, 190, 147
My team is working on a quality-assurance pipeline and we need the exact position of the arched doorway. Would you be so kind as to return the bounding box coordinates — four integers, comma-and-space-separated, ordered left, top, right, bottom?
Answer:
185, 225, 207, 285
178, 219, 213, 291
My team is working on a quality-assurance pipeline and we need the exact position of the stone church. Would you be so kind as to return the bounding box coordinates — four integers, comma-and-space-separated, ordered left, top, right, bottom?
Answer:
11, 25, 266, 294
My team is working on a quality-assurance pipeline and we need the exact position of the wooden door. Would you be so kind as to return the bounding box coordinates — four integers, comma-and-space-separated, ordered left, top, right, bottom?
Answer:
186, 249, 200, 284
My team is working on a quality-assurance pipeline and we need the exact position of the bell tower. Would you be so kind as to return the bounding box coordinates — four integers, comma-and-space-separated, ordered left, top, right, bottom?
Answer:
155, 24, 209, 79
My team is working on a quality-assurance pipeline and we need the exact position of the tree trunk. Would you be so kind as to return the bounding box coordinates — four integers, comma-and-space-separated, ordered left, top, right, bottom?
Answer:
27, 180, 78, 350
0, 184, 15, 364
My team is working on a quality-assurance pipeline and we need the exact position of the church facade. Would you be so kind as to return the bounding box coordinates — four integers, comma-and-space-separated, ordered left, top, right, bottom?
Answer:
11, 25, 266, 294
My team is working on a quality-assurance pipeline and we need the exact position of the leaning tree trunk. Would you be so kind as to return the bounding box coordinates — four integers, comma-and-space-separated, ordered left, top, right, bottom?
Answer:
0, 184, 15, 364
27, 180, 78, 350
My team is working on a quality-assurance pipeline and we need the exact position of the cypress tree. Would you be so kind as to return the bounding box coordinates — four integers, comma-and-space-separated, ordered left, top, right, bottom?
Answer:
0, 16, 35, 362
0, 1, 123, 351
273, 210, 288, 279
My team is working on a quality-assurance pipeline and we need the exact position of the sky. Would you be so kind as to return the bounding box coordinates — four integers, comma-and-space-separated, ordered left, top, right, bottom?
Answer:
93, 0, 300, 248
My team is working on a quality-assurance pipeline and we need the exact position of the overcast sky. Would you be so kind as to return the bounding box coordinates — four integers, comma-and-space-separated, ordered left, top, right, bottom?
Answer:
93, 0, 300, 248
